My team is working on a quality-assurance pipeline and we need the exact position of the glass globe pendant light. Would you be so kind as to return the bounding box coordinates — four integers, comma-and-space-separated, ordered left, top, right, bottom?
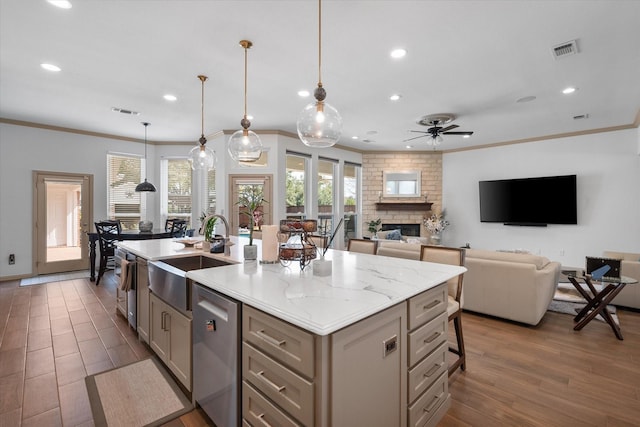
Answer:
228, 40, 263, 163
135, 122, 157, 192
189, 75, 216, 171
296, 0, 343, 148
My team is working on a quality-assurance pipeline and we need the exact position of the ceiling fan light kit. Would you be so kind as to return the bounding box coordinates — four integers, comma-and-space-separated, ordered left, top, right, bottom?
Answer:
404, 113, 474, 146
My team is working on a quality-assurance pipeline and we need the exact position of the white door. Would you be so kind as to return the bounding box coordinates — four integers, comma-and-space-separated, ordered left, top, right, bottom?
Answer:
34, 171, 93, 275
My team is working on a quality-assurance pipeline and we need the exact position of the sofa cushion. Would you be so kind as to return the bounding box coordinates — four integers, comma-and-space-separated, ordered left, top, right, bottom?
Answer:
385, 229, 403, 240
466, 248, 550, 270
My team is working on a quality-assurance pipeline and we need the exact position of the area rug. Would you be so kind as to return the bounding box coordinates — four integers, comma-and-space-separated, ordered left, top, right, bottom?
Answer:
548, 282, 619, 325
85, 357, 193, 427
20, 270, 90, 286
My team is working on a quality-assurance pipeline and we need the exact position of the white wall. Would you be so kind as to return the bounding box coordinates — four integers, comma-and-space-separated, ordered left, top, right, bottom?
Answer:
442, 128, 640, 267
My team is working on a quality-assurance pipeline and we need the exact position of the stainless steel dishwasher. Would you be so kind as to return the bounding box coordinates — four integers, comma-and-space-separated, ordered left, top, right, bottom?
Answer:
192, 283, 241, 427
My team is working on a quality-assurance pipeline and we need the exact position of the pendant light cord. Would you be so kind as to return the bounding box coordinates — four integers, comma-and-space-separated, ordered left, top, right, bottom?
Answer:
318, 0, 322, 86
244, 45, 248, 117
198, 75, 208, 142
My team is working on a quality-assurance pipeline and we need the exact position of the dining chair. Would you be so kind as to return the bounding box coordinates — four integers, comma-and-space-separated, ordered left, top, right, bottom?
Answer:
165, 218, 188, 237
420, 244, 466, 376
347, 238, 378, 255
307, 234, 329, 251
94, 220, 121, 286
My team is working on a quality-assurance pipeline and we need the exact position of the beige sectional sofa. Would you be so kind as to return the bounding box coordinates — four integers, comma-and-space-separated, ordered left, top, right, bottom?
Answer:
460, 249, 561, 326
603, 251, 640, 309
374, 239, 561, 325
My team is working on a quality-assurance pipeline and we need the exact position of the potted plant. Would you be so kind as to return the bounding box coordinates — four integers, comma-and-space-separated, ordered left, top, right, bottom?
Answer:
238, 185, 266, 260
367, 218, 382, 239
198, 211, 218, 250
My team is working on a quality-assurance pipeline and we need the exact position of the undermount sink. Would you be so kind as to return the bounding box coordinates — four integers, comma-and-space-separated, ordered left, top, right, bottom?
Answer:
148, 255, 233, 314
160, 255, 232, 271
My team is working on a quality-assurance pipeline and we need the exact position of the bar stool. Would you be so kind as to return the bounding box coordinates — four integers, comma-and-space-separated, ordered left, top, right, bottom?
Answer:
347, 238, 378, 255
420, 244, 466, 376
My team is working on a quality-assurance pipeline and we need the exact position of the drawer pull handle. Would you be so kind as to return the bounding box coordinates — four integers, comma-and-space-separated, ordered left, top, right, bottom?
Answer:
423, 393, 444, 413
256, 329, 286, 347
423, 331, 442, 344
423, 362, 444, 377
256, 370, 286, 392
422, 300, 441, 310
257, 413, 272, 427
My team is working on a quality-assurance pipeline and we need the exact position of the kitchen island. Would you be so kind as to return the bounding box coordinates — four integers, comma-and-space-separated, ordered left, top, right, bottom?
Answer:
116, 236, 466, 427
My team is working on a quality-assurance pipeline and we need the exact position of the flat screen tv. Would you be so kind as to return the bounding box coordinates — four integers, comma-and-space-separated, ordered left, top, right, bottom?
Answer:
479, 174, 577, 226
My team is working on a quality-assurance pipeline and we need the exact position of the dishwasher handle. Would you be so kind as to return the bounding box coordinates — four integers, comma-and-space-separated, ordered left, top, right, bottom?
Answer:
197, 299, 229, 323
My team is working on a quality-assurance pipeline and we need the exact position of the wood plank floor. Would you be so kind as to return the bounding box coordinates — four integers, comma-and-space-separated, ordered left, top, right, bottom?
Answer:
1, 272, 639, 426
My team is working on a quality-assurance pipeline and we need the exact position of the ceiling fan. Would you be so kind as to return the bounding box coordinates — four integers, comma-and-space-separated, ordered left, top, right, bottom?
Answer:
404, 114, 473, 146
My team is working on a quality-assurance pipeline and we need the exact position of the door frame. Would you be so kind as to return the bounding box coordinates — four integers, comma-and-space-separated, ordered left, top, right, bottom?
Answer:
228, 174, 273, 236
33, 171, 94, 275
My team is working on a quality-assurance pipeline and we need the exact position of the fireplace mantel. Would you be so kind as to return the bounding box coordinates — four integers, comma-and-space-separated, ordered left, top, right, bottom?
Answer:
375, 202, 432, 211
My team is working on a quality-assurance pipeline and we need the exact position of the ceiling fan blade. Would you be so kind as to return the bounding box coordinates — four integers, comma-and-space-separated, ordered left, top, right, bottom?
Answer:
443, 131, 474, 136
403, 134, 429, 142
409, 130, 429, 134
439, 124, 459, 133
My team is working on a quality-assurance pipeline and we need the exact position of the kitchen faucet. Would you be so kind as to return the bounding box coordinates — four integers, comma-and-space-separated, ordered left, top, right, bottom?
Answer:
200, 214, 231, 256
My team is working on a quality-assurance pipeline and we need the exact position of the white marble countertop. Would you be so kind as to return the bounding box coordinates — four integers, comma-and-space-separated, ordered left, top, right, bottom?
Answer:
117, 236, 466, 336
115, 235, 252, 263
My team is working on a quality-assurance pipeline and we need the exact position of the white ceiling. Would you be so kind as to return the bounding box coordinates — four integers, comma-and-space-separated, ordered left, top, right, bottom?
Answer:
1, 0, 639, 152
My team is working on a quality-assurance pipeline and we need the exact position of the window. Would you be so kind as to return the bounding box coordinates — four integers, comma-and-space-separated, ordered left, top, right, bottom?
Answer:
107, 153, 143, 230
285, 152, 309, 220
206, 168, 216, 216
343, 162, 361, 243
318, 157, 337, 236
164, 159, 192, 228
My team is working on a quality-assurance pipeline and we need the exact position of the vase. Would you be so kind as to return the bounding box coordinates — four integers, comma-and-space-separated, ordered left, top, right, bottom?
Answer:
429, 232, 442, 245
244, 244, 258, 261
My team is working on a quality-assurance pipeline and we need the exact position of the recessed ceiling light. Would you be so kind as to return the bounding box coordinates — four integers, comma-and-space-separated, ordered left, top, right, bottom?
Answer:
47, 0, 72, 9
390, 48, 407, 59
163, 94, 177, 101
389, 94, 401, 101
246, 115, 254, 120
298, 90, 310, 97
463, 135, 471, 138
351, 136, 358, 140
562, 87, 577, 94
406, 145, 413, 149
516, 95, 536, 103
40, 63, 61, 72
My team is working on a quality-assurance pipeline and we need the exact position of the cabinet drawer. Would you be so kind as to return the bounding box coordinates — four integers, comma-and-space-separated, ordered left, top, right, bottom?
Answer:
243, 380, 302, 427
408, 285, 447, 331
243, 342, 314, 426
408, 341, 447, 404
407, 311, 447, 367
243, 305, 315, 379
407, 371, 448, 427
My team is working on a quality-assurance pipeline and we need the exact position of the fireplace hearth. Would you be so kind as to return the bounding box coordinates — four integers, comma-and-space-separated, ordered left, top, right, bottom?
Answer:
381, 223, 420, 237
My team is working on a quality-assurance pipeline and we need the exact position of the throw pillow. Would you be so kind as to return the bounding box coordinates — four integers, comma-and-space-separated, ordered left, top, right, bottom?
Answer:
387, 229, 402, 240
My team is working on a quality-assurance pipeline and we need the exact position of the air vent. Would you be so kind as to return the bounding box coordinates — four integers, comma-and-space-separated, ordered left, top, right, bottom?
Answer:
573, 114, 589, 120
111, 107, 140, 116
552, 40, 579, 59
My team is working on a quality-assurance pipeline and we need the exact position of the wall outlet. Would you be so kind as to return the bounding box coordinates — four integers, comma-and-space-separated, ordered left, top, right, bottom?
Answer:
559, 249, 565, 256
9, 254, 15, 265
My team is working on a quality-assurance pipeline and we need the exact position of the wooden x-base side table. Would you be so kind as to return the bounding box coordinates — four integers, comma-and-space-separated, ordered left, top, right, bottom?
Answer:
565, 274, 638, 340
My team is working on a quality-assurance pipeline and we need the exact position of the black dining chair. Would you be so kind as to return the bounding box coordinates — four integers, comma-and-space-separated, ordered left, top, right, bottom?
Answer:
165, 218, 188, 237
94, 221, 121, 286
